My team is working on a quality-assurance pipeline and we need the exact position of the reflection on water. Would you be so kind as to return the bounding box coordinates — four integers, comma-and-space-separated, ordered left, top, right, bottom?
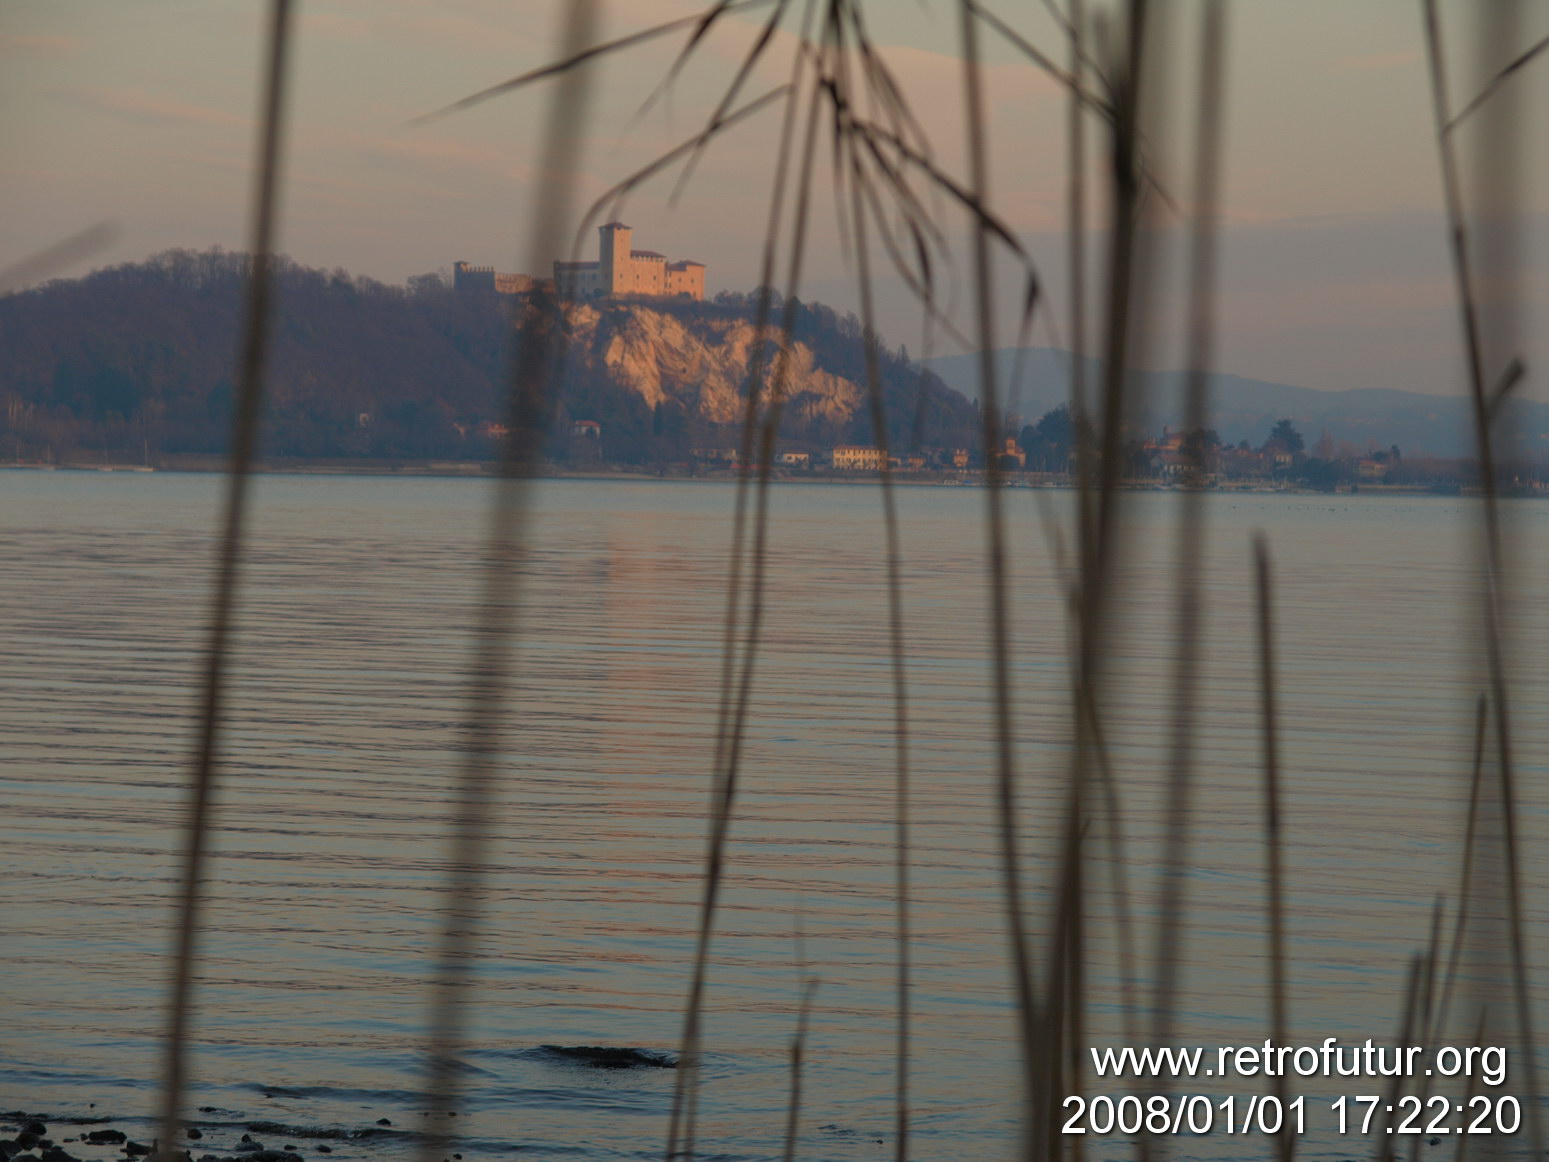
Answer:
2, 473, 1546, 1161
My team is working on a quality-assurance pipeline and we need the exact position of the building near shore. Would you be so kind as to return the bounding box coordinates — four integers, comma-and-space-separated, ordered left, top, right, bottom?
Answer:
832, 445, 885, 471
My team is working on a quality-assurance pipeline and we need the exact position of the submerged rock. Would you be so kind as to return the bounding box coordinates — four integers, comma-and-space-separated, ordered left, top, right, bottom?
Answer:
538, 1045, 678, 1070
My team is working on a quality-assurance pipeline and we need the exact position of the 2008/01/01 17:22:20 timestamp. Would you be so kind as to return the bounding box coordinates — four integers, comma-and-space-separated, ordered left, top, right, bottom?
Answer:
1059, 1094, 1522, 1136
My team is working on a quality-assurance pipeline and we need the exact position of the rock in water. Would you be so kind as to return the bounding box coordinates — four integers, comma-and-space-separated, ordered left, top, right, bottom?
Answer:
538, 1045, 678, 1069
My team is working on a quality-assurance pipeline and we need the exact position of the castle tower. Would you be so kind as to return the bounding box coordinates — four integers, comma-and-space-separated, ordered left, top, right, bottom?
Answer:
453, 261, 496, 293
545, 221, 703, 300
599, 221, 632, 294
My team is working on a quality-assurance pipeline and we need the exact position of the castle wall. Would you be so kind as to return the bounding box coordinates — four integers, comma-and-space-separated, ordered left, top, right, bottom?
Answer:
453, 261, 496, 293
494, 272, 535, 294
666, 262, 705, 299
554, 262, 600, 297
613, 251, 667, 296
530, 223, 706, 301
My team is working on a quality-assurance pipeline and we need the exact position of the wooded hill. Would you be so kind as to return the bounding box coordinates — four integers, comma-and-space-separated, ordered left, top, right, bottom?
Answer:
0, 249, 980, 467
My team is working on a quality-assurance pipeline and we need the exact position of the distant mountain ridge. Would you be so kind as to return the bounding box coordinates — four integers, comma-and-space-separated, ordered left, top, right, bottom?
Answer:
924, 347, 1549, 458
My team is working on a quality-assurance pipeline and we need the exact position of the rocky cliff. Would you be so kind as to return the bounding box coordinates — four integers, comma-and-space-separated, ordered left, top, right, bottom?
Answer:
566, 299, 865, 426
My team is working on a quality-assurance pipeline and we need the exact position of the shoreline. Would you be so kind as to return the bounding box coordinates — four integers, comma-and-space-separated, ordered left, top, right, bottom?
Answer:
0, 460, 1494, 497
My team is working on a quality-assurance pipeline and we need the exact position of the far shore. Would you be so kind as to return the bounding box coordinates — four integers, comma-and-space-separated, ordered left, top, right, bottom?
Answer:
1, 457, 1509, 497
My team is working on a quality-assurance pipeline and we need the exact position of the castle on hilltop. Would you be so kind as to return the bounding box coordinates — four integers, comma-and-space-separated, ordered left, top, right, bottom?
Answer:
555, 222, 705, 300
453, 222, 705, 302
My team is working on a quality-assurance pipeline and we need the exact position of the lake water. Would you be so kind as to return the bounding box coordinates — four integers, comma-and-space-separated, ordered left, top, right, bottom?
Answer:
4, 471, 1548, 1161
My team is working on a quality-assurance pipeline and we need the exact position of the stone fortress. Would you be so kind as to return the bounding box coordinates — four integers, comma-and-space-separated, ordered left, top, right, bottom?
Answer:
450, 264, 537, 295
453, 222, 705, 302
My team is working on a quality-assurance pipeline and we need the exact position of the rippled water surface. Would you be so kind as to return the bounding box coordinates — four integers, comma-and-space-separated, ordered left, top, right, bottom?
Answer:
4, 472, 1548, 1161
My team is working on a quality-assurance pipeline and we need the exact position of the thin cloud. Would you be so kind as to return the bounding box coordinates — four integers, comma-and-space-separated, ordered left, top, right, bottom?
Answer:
362, 134, 533, 183
60, 87, 249, 130
0, 33, 78, 57
1334, 49, 1420, 72
300, 12, 373, 41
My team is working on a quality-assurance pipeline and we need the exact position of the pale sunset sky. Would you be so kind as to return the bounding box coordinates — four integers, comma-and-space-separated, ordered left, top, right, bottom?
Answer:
2, 0, 1546, 398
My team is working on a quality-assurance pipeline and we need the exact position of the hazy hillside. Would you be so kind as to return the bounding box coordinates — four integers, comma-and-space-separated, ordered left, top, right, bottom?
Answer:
0, 249, 979, 466
925, 347, 1549, 458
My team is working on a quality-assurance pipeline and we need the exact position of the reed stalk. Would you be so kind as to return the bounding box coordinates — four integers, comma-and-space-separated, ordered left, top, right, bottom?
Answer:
1253, 535, 1292, 1162
157, 6, 294, 1156
1420, 3, 1541, 1152
417, 8, 597, 1162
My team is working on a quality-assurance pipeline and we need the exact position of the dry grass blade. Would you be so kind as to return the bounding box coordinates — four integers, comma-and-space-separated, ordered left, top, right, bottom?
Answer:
1375, 955, 1424, 1162
1419, 1, 1541, 1152
570, 86, 793, 260
1253, 535, 1292, 1162
781, 974, 821, 1162
853, 119, 1030, 258
156, 3, 294, 1156
1148, 12, 1226, 1160
965, 0, 1105, 114
632, 0, 754, 126
1065, 6, 1154, 1162
1443, 29, 1549, 133
851, 172, 974, 352
1055, 21, 1148, 1084
850, 14, 934, 157
1453, 1009, 1490, 1162
666, 10, 824, 1156
666, 0, 796, 206
1405, 899, 1444, 1162
846, 149, 914, 1162
1431, 696, 1487, 1044
417, 6, 597, 1162
953, 4, 1042, 1155
1150, 0, 1223, 986
409, 1, 772, 125
1058, 29, 1104, 1094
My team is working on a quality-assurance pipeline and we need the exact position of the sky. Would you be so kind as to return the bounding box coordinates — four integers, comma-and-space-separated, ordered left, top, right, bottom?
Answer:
2, 0, 1547, 399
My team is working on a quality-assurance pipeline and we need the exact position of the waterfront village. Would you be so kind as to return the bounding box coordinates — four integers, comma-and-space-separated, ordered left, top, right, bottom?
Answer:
548, 414, 1508, 493
451, 224, 1507, 492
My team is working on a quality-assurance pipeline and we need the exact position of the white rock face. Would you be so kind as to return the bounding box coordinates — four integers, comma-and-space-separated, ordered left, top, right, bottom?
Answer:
564, 302, 864, 426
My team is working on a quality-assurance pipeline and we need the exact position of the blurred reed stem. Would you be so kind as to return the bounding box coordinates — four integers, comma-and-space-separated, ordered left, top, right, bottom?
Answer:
158, 4, 294, 1156
1421, 2, 1541, 1152
1253, 535, 1292, 1162
417, 7, 598, 1162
